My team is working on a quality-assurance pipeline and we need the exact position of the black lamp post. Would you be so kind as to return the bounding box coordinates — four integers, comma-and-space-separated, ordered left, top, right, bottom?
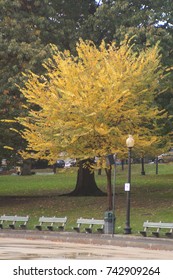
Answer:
124, 135, 134, 234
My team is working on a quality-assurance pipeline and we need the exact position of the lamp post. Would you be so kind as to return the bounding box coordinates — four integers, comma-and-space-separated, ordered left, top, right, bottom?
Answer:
124, 135, 134, 234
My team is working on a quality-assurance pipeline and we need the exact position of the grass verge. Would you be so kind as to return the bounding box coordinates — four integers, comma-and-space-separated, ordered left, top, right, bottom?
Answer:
0, 163, 173, 236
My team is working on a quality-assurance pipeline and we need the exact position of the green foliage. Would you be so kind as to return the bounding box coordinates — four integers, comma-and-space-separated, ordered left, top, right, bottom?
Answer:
0, 0, 97, 162
81, 0, 173, 133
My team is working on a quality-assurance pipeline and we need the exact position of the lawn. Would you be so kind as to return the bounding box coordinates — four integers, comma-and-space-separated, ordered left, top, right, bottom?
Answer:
0, 163, 173, 236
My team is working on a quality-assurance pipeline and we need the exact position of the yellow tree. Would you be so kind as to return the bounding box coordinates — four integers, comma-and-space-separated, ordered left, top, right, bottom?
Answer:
17, 39, 165, 208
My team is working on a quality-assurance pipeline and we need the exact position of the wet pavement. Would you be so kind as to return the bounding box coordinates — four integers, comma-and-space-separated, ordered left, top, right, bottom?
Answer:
0, 230, 173, 259
1, 237, 173, 260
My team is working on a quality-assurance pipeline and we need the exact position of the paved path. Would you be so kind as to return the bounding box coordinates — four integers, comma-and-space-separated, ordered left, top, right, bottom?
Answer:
0, 231, 173, 259
0, 237, 173, 260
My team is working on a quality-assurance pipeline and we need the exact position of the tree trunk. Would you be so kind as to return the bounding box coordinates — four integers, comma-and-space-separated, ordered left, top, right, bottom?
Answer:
121, 159, 125, 171
21, 159, 32, 175
105, 167, 113, 210
68, 159, 106, 196
155, 156, 159, 175
98, 168, 102, 175
141, 157, 146, 175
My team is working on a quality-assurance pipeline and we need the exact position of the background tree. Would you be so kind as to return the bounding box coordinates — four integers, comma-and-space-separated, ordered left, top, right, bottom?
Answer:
81, 0, 173, 136
16, 39, 166, 208
0, 0, 97, 164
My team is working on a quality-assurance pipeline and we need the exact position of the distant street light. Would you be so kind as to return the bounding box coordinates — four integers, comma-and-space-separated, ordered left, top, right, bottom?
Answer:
124, 135, 134, 234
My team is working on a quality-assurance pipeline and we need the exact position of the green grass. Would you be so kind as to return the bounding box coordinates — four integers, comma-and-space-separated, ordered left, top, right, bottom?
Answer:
0, 163, 173, 236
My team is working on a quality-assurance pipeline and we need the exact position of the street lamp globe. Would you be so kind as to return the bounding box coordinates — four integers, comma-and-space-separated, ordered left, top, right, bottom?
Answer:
126, 135, 134, 148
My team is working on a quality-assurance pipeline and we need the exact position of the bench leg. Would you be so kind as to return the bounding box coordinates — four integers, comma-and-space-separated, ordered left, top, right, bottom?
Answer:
73, 227, 80, 233
97, 228, 104, 233
35, 225, 42, 231
9, 224, 15, 229
47, 226, 53, 231
58, 226, 64, 231
152, 231, 159, 237
165, 232, 173, 237
140, 231, 147, 237
85, 228, 92, 233
20, 224, 27, 230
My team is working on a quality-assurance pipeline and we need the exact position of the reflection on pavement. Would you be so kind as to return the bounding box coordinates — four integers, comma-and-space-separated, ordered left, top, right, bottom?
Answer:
0, 238, 173, 260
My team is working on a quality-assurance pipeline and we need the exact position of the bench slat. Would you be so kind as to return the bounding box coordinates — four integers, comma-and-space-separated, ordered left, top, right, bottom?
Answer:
0, 216, 17, 221
76, 218, 104, 225
39, 217, 67, 223
143, 222, 173, 229
0, 215, 29, 222
143, 222, 162, 228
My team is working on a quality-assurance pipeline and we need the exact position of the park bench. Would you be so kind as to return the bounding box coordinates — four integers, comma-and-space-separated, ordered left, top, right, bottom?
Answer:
73, 218, 104, 233
140, 221, 173, 237
0, 215, 29, 229
35, 216, 67, 231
